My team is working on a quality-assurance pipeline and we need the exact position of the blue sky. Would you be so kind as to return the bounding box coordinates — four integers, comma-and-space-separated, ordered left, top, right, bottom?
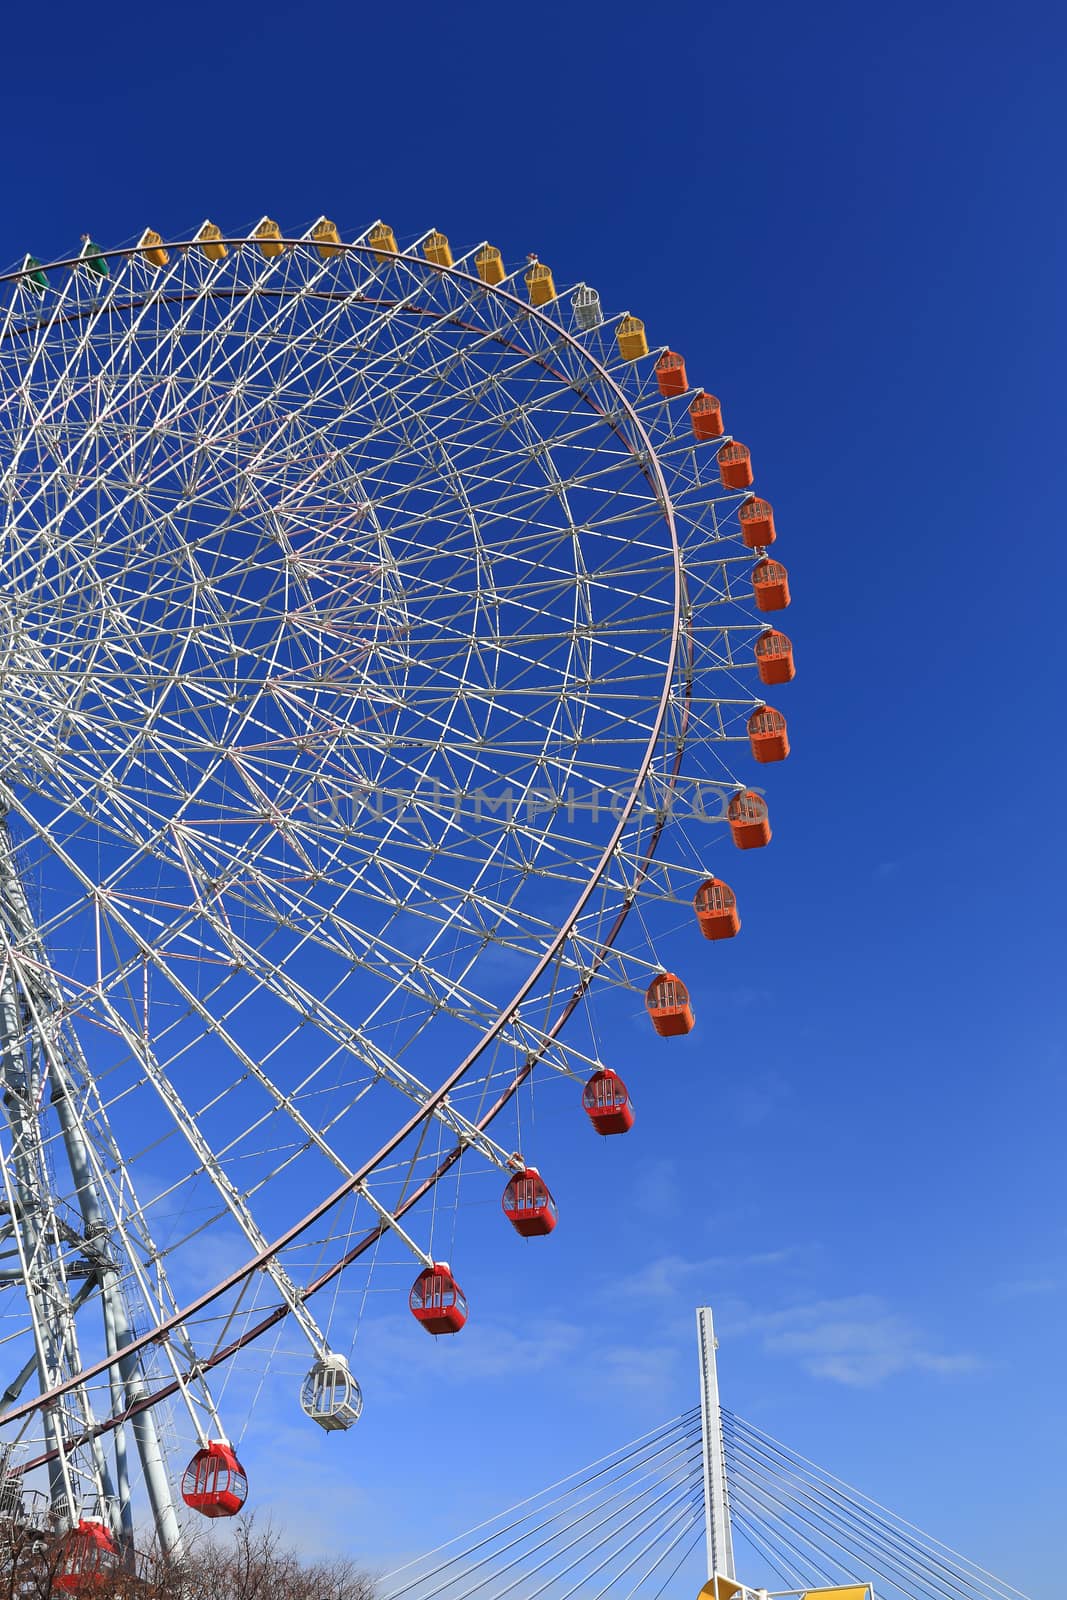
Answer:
4, 0, 1066, 1595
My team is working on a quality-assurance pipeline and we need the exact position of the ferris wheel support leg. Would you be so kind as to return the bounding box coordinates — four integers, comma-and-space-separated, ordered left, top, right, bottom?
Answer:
0, 826, 183, 1558
101, 1288, 134, 1549
0, 972, 83, 1523
696, 1306, 735, 1583
49, 1083, 183, 1559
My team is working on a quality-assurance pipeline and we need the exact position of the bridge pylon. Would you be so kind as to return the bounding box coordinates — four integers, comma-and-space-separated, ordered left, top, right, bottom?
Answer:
696, 1305, 735, 1584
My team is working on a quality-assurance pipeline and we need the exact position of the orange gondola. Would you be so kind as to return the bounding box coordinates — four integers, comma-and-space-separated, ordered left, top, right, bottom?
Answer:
181, 1441, 248, 1518
53, 1522, 118, 1593
755, 629, 795, 685
656, 351, 688, 397
582, 1068, 634, 1135
751, 557, 790, 611
739, 496, 776, 547
409, 1262, 468, 1335
718, 441, 753, 489
645, 972, 695, 1037
728, 790, 772, 849
747, 707, 790, 763
502, 1166, 558, 1236
690, 391, 724, 440
693, 878, 741, 941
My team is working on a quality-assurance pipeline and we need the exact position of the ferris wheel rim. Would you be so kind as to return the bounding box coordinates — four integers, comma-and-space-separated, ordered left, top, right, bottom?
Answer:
0, 229, 694, 1439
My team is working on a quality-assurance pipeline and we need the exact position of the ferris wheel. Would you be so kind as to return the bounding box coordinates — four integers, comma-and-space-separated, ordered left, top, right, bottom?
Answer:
0, 215, 796, 1578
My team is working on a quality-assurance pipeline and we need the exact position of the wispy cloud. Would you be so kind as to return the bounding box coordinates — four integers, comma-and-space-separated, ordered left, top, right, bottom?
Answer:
633, 1158, 682, 1221
349, 1310, 689, 1414
589, 1339, 686, 1403
354, 1312, 585, 1395
728, 1068, 792, 1128
724, 1295, 982, 1387
615, 1250, 793, 1303
990, 1275, 1062, 1300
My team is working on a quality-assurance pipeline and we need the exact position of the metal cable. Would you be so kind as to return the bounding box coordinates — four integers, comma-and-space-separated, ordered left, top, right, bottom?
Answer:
730, 1505, 807, 1588
643, 1516, 707, 1600
548, 1489, 706, 1600
735, 1465, 921, 1600
726, 1430, 989, 1600
471, 1475, 701, 1600
727, 1472, 840, 1588
602, 1493, 707, 1600
401, 1435, 704, 1600
726, 1411, 1028, 1600
381, 1408, 700, 1593
383, 1408, 700, 1593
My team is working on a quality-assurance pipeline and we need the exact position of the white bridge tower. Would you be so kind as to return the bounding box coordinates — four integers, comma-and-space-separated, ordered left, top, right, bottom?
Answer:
696, 1305, 736, 1585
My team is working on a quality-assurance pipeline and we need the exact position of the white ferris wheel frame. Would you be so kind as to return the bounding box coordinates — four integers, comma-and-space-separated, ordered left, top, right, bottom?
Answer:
0, 220, 772, 1527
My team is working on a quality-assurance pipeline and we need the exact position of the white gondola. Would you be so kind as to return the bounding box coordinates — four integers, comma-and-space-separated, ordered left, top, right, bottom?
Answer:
300, 1353, 364, 1432
572, 284, 603, 330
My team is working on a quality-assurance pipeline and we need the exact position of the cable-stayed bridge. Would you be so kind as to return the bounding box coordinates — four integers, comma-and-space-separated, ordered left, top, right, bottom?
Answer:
382, 1310, 1029, 1600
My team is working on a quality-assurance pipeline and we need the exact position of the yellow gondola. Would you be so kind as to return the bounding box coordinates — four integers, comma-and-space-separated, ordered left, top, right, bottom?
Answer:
476, 245, 505, 286
525, 262, 555, 306
253, 218, 285, 259
616, 315, 649, 361
138, 229, 169, 269
312, 219, 343, 258
194, 221, 228, 262
368, 223, 398, 262
423, 231, 453, 268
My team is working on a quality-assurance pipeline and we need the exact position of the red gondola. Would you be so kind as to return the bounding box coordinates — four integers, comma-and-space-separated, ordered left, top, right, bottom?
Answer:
645, 972, 695, 1036
751, 557, 790, 612
582, 1068, 634, 1135
409, 1262, 468, 1335
739, 496, 776, 547
655, 351, 688, 397
718, 441, 754, 489
747, 706, 790, 763
181, 1440, 248, 1518
727, 790, 772, 849
755, 629, 795, 686
693, 877, 741, 940
53, 1521, 118, 1593
689, 390, 724, 439
502, 1166, 558, 1237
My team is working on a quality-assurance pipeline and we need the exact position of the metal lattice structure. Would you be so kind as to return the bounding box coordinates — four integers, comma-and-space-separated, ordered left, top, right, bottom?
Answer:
0, 219, 792, 1552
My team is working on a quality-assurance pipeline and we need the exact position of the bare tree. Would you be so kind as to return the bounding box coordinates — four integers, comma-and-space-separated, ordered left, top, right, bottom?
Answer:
0, 1514, 377, 1600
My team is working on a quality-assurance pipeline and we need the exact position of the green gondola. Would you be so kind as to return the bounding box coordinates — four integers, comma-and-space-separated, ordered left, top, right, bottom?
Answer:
21, 255, 49, 294
78, 239, 109, 277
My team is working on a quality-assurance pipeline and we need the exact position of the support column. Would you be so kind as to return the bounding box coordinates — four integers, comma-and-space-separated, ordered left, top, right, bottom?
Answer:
0, 817, 183, 1556
696, 1306, 735, 1583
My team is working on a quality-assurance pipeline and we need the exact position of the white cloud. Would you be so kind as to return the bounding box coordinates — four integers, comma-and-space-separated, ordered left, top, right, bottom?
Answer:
724, 1294, 982, 1387
634, 1158, 682, 1221
728, 1068, 792, 1128
353, 1311, 585, 1394
614, 1250, 793, 1303
990, 1275, 1062, 1300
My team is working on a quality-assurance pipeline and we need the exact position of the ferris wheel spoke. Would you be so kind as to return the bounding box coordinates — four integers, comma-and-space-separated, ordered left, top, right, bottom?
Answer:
0, 813, 345, 1358
16, 259, 652, 592
2, 244, 334, 547
78, 845, 532, 1171
93, 987, 332, 1357
155, 896, 519, 1175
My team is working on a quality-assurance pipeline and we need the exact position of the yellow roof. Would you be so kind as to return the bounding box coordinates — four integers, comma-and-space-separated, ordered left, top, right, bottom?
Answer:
697, 1580, 743, 1600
